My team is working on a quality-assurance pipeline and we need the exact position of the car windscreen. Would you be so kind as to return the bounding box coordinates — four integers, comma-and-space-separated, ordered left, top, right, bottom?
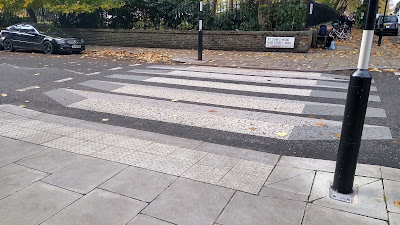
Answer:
379, 16, 398, 23
34, 24, 66, 36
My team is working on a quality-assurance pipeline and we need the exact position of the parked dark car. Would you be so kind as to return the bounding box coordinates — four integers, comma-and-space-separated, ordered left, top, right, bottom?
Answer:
0, 23, 85, 54
374, 15, 399, 36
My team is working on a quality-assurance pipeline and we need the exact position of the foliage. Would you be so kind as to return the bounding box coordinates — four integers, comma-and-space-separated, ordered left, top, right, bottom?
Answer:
0, 0, 124, 13
270, 0, 306, 31
1, 0, 308, 31
395, 1, 400, 13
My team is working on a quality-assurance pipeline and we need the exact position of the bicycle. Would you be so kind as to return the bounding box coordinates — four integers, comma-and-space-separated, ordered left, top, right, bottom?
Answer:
329, 24, 353, 41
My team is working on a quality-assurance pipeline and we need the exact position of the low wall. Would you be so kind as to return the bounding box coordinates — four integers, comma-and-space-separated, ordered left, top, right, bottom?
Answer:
63, 29, 313, 53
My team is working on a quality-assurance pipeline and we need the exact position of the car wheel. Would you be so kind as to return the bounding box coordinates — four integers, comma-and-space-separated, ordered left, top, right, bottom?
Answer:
43, 41, 54, 54
3, 39, 15, 52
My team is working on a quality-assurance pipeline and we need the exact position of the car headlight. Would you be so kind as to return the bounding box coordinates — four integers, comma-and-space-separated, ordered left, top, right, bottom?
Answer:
55, 38, 66, 44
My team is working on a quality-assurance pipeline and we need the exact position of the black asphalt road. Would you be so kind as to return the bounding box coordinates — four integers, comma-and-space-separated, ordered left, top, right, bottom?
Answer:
0, 50, 399, 168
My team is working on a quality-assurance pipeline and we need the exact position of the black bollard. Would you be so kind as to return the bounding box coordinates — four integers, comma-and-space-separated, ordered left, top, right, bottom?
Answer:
198, 0, 203, 61
331, 0, 379, 196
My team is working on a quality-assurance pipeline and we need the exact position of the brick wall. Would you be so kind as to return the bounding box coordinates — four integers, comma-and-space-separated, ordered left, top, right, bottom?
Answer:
62, 29, 313, 53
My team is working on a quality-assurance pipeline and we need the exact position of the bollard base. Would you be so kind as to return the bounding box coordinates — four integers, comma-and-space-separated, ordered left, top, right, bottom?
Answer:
328, 182, 358, 203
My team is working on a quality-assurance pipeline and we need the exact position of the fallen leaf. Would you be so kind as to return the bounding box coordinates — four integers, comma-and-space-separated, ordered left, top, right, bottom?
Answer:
101, 118, 109, 122
316, 122, 326, 126
391, 141, 398, 144
34, 73, 40, 76
19, 105, 26, 108
208, 110, 217, 113
172, 114, 178, 117
249, 127, 257, 131
1, 93, 7, 97
395, 200, 400, 207
276, 132, 288, 137
308, 115, 315, 118
334, 133, 341, 138
171, 99, 178, 102
24, 100, 30, 103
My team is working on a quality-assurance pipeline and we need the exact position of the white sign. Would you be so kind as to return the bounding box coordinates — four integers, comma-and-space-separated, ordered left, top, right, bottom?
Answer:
265, 37, 295, 48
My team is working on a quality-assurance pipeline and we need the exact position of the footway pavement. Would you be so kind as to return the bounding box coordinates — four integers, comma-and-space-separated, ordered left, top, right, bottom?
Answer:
0, 105, 399, 225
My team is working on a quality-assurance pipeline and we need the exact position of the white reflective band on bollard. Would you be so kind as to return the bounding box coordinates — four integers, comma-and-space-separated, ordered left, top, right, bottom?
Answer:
357, 30, 374, 70
200, 1, 203, 11
199, 20, 202, 31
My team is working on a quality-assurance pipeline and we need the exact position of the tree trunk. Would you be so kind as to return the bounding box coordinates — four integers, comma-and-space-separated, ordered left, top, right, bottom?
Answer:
258, 0, 267, 25
212, 0, 217, 16
229, 0, 234, 12
26, 8, 37, 23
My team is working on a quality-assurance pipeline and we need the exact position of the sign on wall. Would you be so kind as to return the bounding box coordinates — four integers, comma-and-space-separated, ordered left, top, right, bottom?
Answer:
265, 37, 295, 48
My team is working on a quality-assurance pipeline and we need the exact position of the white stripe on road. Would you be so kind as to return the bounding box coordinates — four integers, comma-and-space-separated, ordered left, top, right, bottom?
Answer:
64, 69, 84, 75
395, 72, 400, 76
87, 72, 101, 76
109, 67, 123, 71
80, 80, 386, 117
129, 64, 141, 67
49, 89, 391, 140
16, 86, 40, 92
54, 78, 74, 83
107, 74, 381, 102
147, 65, 349, 81
128, 69, 366, 90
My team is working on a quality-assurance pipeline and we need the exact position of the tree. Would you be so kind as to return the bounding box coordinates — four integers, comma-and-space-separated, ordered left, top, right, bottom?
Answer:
0, 0, 124, 22
394, 1, 399, 13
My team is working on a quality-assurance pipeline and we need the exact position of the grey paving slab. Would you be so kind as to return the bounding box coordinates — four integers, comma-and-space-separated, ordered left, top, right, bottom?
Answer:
355, 163, 382, 178
218, 170, 269, 194
259, 187, 308, 202
168, 147, 208, 164
18, 120, 63, 131
217, 191, 306, 225
143, 178, 234, 225
16, 148, 85, 173
138, 143, 181, 156
42, 136, 86, 151
0, 139, 45, 167
0, 126, 42, 139
278, 156, 336, 172
100, 166, 177, 202
115, 150, 162, 168
198, 153, 239, 169
310, 172, 387, 220
382, 166, 400, 182
42, 189, 147, 225
0, 182, 81, 225
264, 166, 315, 196
148, 156, 196, 176
389, 213, 400, 225
34, 113, 84, 126
383, 180, 400, 214
182, 164, 230, 184
128, 129, 204, 150
0, 104, 42, 118
21, 132, 62, 144
0, 163, 47, 199
42, 157, 127, 194
196, 142, 279, 165
73, 121, 137, 136
47, 126, 85, 135
303, 204, 388, 225
67, 141, 109, 155
128, 214, 174, 225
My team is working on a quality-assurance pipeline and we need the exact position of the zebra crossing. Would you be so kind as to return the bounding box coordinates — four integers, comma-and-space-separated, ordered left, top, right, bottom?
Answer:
44, 64, 392, 141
